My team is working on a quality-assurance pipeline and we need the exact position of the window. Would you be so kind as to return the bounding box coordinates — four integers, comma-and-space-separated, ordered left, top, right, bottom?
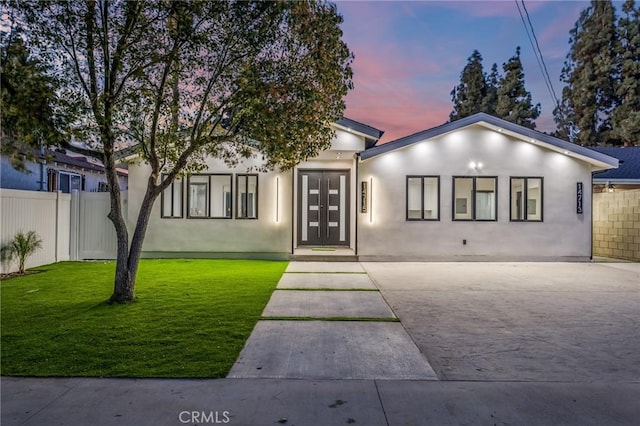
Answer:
453, 176, 497, 221
188, 175, 209, 217
187, 174, 232, 219
510, 177, 543, 222
406, 176, 440, 220
161, 175, 183, 218
47, 169, 83, 193
236, 174, 258, 219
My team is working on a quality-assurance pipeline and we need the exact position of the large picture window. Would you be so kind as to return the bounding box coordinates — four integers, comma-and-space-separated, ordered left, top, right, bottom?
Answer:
236, 174, 258, 219
161, 175, 183, 218
187, 174, 232, 219
510, 177, 543, 222
406, 176, 440, 220
453, 176, 497, 221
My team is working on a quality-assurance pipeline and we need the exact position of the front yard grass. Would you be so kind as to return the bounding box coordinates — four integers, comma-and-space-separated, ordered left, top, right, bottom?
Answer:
1, 259, 287, 378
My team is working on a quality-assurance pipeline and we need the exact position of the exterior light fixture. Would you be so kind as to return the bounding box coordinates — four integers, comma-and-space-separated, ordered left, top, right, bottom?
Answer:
469, 161, 483, 170
275, 176, 280, 223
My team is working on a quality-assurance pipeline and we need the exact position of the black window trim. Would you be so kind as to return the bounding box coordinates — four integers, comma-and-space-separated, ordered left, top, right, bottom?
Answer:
160, 174, 184, 219
236, 174, 259, 220
406, 175, 440, 221
509, 176, 544, 222
452, 176, 498, 222
186, 173, 233, 219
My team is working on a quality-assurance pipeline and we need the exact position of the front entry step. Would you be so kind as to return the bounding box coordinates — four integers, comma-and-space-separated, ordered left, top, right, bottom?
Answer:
290, 254, 359, 262
291, 247, 358, 262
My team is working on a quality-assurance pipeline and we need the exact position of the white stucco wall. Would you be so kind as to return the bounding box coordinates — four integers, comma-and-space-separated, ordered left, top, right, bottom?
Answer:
128, 156, 292, 258
357, 125, 594, 261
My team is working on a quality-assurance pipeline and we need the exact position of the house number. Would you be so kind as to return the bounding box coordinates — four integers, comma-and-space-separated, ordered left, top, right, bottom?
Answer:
576, 182, 583, 214
361, 181, 368, 213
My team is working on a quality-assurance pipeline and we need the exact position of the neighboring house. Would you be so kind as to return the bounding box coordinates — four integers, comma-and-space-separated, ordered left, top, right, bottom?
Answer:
591, 147, 640, 192
0, 149, 128, 193
127, 113, 618, 261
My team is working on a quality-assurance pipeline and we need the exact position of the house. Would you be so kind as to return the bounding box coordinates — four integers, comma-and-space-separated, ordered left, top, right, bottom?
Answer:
591, 147, 640, 192
0, 149, 128, 193
127, 113, 618, 261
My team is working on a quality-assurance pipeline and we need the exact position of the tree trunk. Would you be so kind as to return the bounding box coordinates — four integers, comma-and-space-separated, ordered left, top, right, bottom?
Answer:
109, 181, 159, 303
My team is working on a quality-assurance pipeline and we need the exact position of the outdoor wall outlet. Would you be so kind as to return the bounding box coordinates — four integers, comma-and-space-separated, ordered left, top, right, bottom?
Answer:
463, 239, 467, 245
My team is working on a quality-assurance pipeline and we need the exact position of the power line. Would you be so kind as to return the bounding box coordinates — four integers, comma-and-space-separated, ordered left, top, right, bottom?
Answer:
515, 0, 560, 111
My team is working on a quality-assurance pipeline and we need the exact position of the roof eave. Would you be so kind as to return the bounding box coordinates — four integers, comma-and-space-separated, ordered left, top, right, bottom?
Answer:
360, 113, 619, 170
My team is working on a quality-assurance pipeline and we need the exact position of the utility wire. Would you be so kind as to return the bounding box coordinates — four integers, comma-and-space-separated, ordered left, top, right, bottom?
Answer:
521, 0, 561, 108
515, 0, 560, 110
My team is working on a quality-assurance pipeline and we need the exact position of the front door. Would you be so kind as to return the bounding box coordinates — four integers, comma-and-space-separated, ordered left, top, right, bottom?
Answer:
297, 170, 350, 246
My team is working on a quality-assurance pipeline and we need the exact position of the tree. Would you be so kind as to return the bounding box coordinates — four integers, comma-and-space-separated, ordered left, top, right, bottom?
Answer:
0, 31, 65, 171
495, 47, 540, 129
611, 0, 640, 146
555, 0, 618, 145
14, 0, 353, 302
450, 50, 487, 121
482, 63, 500, 116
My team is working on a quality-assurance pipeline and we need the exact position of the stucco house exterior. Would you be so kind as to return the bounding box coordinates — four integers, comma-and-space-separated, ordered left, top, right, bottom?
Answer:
127, 113, 618, 261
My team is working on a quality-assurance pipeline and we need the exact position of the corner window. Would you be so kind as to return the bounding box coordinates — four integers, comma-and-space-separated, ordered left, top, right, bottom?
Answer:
510, 177, 543, 222
161, 175, 183, 218
187, 174, 233, 219
236, 174, 258, 219
406, 176, 440, 220
453, 176, 497, 221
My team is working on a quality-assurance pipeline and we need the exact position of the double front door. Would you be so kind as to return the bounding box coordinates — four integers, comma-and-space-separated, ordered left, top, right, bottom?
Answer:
297, 170, 350, 246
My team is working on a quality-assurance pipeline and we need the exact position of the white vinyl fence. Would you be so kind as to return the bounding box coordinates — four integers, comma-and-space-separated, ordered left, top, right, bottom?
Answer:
1, 189, 126, 274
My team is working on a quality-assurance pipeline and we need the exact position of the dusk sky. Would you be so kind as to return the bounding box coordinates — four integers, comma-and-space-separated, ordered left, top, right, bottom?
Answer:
336, 0, 617, 143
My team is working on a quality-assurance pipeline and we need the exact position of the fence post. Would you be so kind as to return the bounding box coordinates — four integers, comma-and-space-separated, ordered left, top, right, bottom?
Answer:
69, 190, 80, 260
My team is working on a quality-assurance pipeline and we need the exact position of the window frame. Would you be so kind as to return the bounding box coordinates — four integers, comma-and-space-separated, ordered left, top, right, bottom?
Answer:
236, 174, 259, 219
186, 173, 233, 219
452, 176, 498, 222
510, 176, 544, 222
160, 174, 184, 219
406, 175, 440, 221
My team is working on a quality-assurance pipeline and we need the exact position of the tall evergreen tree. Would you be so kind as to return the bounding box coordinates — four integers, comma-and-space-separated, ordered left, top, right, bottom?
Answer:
450, 50, 487, 121
495, 47, 540, 129
1, 34, 65, 171
555, 0, 618, 145
482, 63, 500, 116
611, 0, 640, 146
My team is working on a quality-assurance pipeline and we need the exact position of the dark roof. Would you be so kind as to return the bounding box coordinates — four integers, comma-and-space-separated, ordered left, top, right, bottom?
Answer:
359, 113, 618, 170
336, 117, 385, 149
44, 149, 127, 177
592, 147, 640, 182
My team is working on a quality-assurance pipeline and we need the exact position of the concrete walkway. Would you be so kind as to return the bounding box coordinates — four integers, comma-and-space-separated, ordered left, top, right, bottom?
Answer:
228, 262, 438, 380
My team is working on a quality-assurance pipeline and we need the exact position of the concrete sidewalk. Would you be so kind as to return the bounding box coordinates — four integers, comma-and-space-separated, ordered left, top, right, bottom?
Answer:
2, 376, 638, 425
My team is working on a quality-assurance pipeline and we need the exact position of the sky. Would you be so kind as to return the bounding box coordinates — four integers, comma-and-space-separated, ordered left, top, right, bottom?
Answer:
336, 0, 609, 143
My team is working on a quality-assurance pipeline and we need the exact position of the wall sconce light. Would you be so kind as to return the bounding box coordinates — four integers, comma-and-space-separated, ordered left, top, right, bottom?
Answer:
606, 182, 615, 193
469, 161, 483, 170
275, 176, 280, 223
369, 177, 373, 224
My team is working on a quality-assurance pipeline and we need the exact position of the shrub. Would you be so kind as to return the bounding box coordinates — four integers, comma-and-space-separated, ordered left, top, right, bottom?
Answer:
1, 231, 43, 274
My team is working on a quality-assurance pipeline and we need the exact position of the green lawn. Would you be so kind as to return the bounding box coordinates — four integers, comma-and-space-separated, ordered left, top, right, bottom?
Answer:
1, 259, 287, 378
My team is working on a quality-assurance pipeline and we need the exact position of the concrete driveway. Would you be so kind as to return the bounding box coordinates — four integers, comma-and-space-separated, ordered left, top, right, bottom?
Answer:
363, 262, 640, 382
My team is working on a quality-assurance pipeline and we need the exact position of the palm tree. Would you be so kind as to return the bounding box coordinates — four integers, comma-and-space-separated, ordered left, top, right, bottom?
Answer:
1, 231, 43, 274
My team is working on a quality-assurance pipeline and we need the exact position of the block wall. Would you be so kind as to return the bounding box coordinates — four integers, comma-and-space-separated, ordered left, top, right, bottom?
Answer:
593, 189, 640, 261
